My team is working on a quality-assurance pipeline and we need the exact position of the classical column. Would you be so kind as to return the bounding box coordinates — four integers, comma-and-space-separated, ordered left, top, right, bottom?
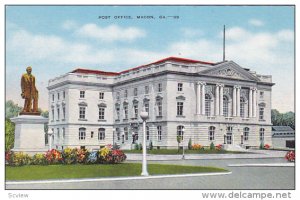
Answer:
249, 88, 253, 117
219, 84, 224, 116
233, 86, 237, 116
201, 82, 206, 115
236, 86, 241, 117
196, 82, 201, 114
215, 84, 220, 116
253, 88, 257, 118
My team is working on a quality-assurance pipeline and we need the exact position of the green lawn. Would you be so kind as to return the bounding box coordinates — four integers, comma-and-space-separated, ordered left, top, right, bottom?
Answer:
123, 149, 247, 154
6, 163, 228, 181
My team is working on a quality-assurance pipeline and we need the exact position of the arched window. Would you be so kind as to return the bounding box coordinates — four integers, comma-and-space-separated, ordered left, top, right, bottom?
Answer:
79, 127, 86, 140
98, 128, 105, 140
205, 94, 212, 116
177, 125, 184, 140
243, 127, 249, 141
223, 95, 229, 117
146, 126, 150, 141
259, 128, 265, 142
208, 126, 215, 141
240, 97, 246, 118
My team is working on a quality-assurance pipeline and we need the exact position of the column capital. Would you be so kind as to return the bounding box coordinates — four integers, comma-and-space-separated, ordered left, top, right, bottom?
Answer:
199, 81, 206, 86
250, 87, 257, 91
217, 83, 225, 88
234, 85, 241, 89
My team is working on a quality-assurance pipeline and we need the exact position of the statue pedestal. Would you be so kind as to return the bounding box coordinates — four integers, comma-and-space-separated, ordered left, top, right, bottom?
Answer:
11, 115, 48, 155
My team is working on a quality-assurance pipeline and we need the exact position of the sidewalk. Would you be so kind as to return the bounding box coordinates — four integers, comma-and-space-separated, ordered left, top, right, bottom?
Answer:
126, 150, 288, 161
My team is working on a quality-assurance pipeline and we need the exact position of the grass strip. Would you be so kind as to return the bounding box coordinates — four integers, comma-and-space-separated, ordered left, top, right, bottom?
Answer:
6, 163, 228, 181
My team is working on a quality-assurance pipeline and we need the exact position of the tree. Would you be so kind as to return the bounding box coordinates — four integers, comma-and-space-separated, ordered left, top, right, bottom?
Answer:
5, 100, 22, 119
271, 109, 295, 130
188, 138, 192, 150
5, 119, 15, 151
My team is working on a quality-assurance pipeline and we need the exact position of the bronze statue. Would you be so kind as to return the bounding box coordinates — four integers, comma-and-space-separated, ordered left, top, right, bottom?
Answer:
20, 66, 40, 115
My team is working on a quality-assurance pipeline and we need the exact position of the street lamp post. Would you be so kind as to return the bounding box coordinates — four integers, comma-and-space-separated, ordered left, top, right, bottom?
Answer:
140, 111, 149, 176
48, 130, 54, 150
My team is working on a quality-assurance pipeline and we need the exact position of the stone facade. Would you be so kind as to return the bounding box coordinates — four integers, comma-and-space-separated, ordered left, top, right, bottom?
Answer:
47, 57, 274, 150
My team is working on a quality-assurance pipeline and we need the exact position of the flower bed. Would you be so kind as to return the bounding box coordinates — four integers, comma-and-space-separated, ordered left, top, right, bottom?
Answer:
285, 151, 295, 162
191, 144, 204, 150
5, 145, 126, 166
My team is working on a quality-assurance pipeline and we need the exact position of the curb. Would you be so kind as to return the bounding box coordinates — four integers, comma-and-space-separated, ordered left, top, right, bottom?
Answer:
6, 171, 232, 185
228, 163, 294, 167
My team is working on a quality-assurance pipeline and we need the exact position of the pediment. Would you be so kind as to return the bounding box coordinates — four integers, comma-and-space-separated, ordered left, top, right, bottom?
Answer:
200, 61, 260, 82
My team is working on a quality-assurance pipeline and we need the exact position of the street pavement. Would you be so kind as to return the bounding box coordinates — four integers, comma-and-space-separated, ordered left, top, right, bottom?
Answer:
6, 157, 294, 190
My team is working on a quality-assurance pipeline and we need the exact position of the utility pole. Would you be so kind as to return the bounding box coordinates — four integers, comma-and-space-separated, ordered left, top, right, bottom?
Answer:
223, 25, 226, 61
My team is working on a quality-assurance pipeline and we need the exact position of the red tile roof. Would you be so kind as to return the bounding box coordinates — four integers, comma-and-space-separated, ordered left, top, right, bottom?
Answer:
71, 68, 120, 76
71, 57, 214, 76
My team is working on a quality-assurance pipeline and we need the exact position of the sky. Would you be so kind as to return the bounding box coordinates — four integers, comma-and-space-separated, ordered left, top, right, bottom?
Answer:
5, 5, 294, 112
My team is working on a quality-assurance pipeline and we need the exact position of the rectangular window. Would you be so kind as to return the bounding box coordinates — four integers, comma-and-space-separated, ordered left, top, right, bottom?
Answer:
52, 109, 54, 121
259, 107, 264, 120
63, 91, 65, 99
99, 107, 105, 120
116, 107, 120, 120
62, 128, 65, 139
57, 108, 60, 120
177, 102, 184, 116
134, 88, 138, 96
144, 102, 149, 114
158, 83, 162, 92
80, 91, 85, 98
146, 126, 150, 140
260, 91, 264, 98
124, 90, 128, 98
145, 85, 149, 94
57, 128, 60, 139
79, 128, 86, 140
124, 127, 128, 140
99, 92, 104, 100
91, 131, 94, 138
157, 126, 162, 141
98, 129, 105, 140
124, 105, 128, 119
157, 101, 162, 116
178, 83, 183, 91
57, 93, 60, 100
62, 107, 66, 120
134, 104, 138, 119
79, 107, 86, 119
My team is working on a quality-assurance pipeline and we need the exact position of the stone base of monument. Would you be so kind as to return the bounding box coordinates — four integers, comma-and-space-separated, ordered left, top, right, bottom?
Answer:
11, 115, 48, 155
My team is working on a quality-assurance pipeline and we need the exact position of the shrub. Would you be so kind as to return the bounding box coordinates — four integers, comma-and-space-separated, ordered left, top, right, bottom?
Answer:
5, 151, 12, 164
138, 143, 143, 150
86, 151, 98, 164
191, 144, 203, 150
264, 144, 271, 149
76, 148, 89, 164
259, 142, 264, 149
210, 142, 215, 150
111, 149, 127, 164
45, 149, 63, 165
149, 141, 153, 150
9, 152, 32, 166
215, 144, 223, 151
32, 153, 46, 165
285, 151, 295, 162
134, 143, 139, 150
188, 138, 192, 150
62, 147, 77, 164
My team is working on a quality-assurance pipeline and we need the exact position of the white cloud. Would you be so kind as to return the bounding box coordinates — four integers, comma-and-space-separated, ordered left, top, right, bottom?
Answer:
62, 20, 78, 30
75, 23, 146, 42
180, 28, 204, 38
249, 19, 264, 27
276, 29, 294, 42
